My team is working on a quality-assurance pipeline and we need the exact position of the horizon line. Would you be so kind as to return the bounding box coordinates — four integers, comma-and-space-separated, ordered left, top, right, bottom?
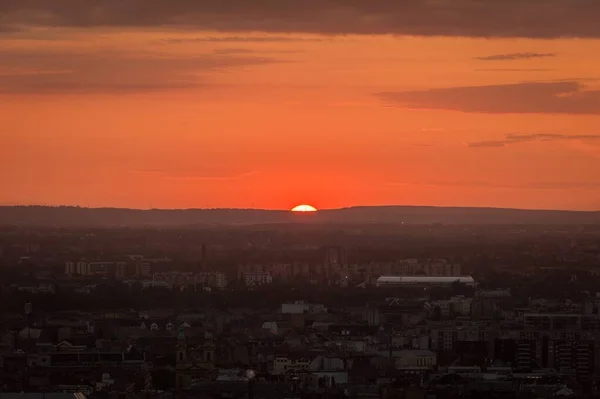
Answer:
0, 203, 599, 213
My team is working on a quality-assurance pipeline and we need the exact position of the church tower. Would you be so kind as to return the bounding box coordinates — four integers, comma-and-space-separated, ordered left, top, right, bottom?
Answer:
175, 327, 189, 390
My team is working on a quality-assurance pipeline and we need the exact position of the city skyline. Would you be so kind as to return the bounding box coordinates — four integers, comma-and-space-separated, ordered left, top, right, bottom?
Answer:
2, 2, 600, 211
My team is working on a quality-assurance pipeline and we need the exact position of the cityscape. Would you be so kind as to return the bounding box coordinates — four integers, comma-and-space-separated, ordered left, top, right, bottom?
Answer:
1, 212, 600, 398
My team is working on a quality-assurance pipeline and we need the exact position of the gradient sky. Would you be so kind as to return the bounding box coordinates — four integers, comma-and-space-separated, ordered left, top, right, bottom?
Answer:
2, 1, 600, 210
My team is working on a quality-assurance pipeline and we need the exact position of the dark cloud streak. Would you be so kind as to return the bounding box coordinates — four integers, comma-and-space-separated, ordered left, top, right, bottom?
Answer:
475, 52, 557, 61
2, 1, 600, 38
0, 50, 285, 94
162, 36, 323, 44
468, 133, 600, 148
390, 179, 600, 190
212, 48, 301, 55
378, 82, 600, 115
475, 68, 554, 72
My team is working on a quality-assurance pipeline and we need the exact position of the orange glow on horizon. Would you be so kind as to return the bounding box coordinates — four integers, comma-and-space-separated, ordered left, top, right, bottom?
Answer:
2, 29, 600, 211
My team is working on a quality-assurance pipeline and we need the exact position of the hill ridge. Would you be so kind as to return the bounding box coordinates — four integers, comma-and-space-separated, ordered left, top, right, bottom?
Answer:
0, 205, 598, 227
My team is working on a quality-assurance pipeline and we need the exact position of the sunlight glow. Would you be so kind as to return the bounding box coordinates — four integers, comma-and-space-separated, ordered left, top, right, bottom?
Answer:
291, 204, 318, 212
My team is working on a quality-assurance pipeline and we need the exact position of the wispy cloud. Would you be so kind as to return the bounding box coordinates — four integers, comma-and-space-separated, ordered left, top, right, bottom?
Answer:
0, 25, 24, 33
475, 52, 556, 61
0, 69, 73, 76
211, 48, 302, 55
387, 179, 600, 190
2, 1, 600, 38
468, 133, 600, 148
0, 49, 285, 94
377, 82, 600, 115
162, 36, 323, 44
475, 68, 554, 72
132, 170, 260, 181
212, 48, 255, 55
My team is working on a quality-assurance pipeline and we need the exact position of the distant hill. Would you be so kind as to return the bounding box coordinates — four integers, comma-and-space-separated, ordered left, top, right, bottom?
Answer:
0, 205, 599, 227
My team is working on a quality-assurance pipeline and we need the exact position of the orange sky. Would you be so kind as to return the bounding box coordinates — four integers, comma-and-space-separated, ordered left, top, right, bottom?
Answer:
2, 26, 600, 210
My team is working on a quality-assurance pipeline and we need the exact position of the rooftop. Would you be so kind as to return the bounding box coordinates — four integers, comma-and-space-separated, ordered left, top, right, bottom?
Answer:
376, 276, 475, 284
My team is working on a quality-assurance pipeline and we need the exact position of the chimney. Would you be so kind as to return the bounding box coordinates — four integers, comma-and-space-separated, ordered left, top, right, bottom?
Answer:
247, 379, 255, 399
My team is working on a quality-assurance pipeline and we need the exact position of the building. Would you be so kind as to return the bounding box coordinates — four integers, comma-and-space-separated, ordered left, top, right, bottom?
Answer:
200, 244, 208, 271
153, 271, 227, 289
376, 276, 475, 288
273, 353, 314, 374
428, 296, 473, 317
281, 301, 327, 315
65, 260, 135, 278
236, 262, 309, 283
548, 339, 594, 383
524, 313, 582, 330
472, 289, 512, 319
66, 261, 118, 277
175, 329, 215, 390
16, 284, 55, 294
324, 246, 347, 276
243, 272, 273, 287
394, 349, 437, 369
423, 259, 462, 277
196, 271, 227, 289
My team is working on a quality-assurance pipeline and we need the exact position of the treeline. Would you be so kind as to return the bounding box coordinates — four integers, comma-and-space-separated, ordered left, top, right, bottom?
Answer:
1, 283, 450, 314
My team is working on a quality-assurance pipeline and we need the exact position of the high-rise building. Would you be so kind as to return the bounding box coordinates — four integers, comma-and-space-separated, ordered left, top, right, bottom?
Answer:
324, 246, 347, 276
200, 244, 208, 271
548, 339, 594, 384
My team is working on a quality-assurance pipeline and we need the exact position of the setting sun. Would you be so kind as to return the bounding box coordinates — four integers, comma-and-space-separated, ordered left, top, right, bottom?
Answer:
291, 204, 318, 212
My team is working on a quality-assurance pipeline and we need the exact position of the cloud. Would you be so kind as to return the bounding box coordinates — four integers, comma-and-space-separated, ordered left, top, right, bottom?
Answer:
0, 49, 285, 94
2, 1, 600, 38
475, 52, 556, 61
475, 68, 554, 72
211, 48, 301, 55
467, 140, 512, 148
468, 133, 600, 148
212, 48, 256, 55
132, 169, 260, 181
162, 36, 323, 44
0, 25, 23, 33
0, 69, 73, 76
377, 81, 600, 115
387, 179, 600, 190
1, 81, 205, 94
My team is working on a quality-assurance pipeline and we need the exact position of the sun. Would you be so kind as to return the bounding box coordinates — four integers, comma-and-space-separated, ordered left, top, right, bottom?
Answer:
291, 204, 318, 212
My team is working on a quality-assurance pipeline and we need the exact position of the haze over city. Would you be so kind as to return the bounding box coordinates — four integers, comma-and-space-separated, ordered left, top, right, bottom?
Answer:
2, 1, 600, 211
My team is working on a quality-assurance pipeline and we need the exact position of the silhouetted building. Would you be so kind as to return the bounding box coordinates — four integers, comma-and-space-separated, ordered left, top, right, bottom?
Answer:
324, 246, 347, 277
200, 244, 208, 271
